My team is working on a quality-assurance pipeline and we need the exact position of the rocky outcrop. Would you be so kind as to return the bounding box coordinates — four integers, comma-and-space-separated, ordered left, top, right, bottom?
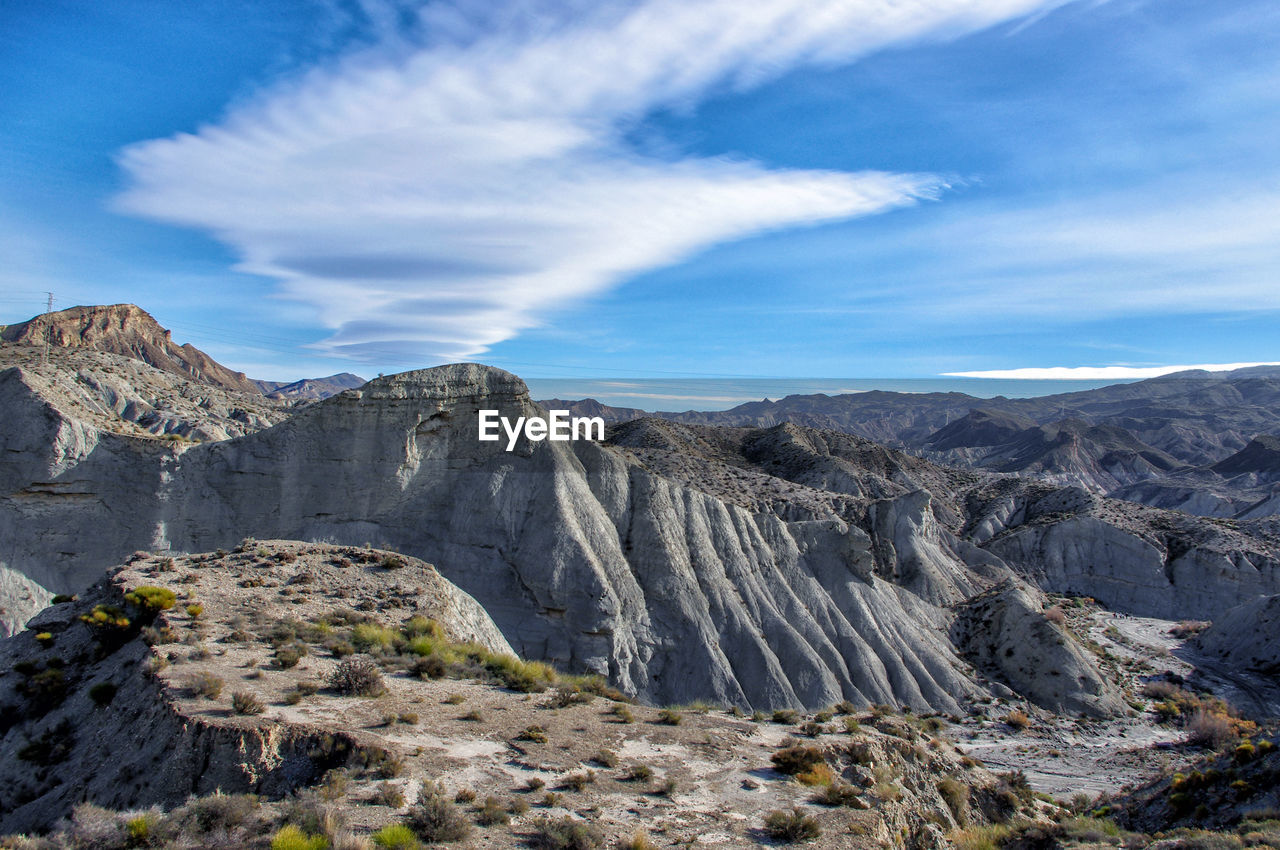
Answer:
1, 304, 261, 395
0, 543, 511, 834
951, 582, 1124, 717
1191, 594, 1280, 674
2, 363, 1277, 713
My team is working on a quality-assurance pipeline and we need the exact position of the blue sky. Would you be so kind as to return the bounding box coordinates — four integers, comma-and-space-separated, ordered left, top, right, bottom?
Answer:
2, 0, 1278, 386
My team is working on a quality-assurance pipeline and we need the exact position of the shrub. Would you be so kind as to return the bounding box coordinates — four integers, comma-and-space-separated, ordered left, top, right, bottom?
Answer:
763, 808, 821, 843
352, 623, 401, 652
19, 667, 69, 711
89, 681, 118, 707
328, 657, 384, 696
771, 745, 825, 776
617, 832, 656, 850
444, 693, 466, 705
591, 748, 618, 768
1003, 709, 1031, 731
275, 642, 308, 669
812, 782, 864, 808
319, 770, 351, 802
938, 776, 970, 823
407, 792, 472, 843
524, 777, 546, 792
460, 709, 484, 722
529, 816, 604, 850
795, 763, 833, 787
842, 717, 862, 734
611, 704, 635, 724
373, 823, 420, 849
232, 692, 266, 715
125, 586, 177, 616
404, 616, 444, 639
454, 788, 477, 804
188, 671, 225, 699
559, 771, 595, 792
1187, 710, 1236, 749
657, 708, 682, 726
380, 555, 407, 570
773, 709, 800, 724
372, 782, 407, 809
1044, 606, 1067, 625
799, 721, 825, 738
622, 765, 653, 782
186, 603, 204, 618
411, 654, 447, 679
34, 631, 55, 648
476, 796, 510, 826
271, 824, 328, 850
517, 725, 548, 743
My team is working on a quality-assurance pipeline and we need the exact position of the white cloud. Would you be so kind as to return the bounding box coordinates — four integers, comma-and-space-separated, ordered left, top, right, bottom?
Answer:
943, 362, 1280, 379
115, 0, 1071, 363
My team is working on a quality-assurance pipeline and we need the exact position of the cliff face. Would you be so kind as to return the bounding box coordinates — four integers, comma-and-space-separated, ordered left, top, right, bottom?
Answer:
2, 363, 1277, 714
1, 304, 261, 395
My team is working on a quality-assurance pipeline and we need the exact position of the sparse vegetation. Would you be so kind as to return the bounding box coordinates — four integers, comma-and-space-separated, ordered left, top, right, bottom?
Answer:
763, 808, 822, 843
328, 657, 385, 696
232, 691, 266, 715
530, 815, 605, 849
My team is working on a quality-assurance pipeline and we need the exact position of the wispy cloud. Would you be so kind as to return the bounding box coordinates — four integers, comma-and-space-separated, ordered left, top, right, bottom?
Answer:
944, 362, 1280, 379
115, 0, 1070, 362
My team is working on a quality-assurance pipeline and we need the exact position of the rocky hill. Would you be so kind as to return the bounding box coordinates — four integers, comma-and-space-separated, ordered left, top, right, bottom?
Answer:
0, 542, 1034, 846
3, 362, 1278, 718
1, 305, 262, 395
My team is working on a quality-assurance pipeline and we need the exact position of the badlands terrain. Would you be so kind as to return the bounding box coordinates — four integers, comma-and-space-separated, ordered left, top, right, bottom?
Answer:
0, 305, 1277, 848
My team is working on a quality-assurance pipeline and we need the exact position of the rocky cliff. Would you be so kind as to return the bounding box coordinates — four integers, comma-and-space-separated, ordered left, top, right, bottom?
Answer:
1, 304, 262, 395
3, 363, 1278, 714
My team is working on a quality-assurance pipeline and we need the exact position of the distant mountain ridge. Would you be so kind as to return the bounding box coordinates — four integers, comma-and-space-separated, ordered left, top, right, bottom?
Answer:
544, 366, 1280, 518
254, 372, 365, 400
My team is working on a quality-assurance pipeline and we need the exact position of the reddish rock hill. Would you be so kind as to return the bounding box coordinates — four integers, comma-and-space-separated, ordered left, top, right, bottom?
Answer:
0, 304, 261, 395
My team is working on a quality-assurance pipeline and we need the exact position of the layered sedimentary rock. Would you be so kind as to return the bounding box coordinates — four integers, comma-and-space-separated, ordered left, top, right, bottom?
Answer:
3, 363, 1277, 713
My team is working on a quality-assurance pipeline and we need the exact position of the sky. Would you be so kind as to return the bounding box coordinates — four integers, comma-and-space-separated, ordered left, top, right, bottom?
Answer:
2, 0, 1278, 389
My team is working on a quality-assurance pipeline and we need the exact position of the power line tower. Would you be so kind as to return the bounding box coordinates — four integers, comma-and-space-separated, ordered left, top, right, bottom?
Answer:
41, 292, 55, 365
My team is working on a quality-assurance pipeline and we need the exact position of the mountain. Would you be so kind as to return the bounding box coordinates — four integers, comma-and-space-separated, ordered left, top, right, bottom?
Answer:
1, 304, 262, 395
548, 367, 1280, 518
4, 362, 1278, 717
254, 372, 366, 400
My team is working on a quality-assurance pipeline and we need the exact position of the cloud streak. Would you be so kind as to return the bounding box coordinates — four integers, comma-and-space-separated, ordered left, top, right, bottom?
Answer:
115, 0, 1070, 362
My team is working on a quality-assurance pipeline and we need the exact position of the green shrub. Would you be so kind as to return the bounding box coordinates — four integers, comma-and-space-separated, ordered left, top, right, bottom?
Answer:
763, 808, 821, 843
657, 708, 682, 726
35, 631, 55, 648
352, 623, 401, 652
125, 586, 177, 616
611, 704, 635, 724
373, 823, 421, 849
232, 692, 265, 715
403, 616, 444, 639
270, 824, 328, 850
773, 709, 800, 724
517, 725, 548, 743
